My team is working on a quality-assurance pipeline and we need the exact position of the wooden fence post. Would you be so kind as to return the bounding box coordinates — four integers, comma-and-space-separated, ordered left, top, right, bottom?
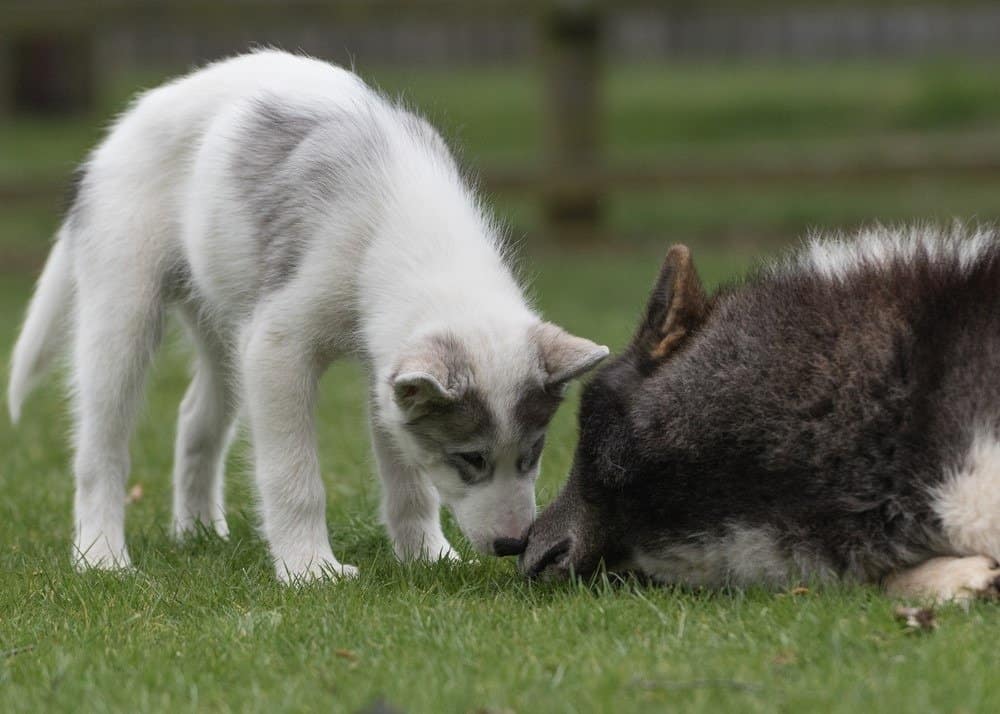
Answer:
541, 0, 604, 244
5, 31, 96, 116
0, 36, 9, 117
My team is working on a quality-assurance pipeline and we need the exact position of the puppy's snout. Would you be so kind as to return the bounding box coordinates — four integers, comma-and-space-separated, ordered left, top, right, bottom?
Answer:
521, 536, 574, 578
493, 536, 527, 557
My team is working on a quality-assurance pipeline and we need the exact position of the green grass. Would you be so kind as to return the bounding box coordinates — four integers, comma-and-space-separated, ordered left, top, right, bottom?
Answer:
2, 248, 1000, 713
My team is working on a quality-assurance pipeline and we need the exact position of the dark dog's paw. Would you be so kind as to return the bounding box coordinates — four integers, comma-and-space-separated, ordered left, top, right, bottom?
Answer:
886, 556, 1000, 603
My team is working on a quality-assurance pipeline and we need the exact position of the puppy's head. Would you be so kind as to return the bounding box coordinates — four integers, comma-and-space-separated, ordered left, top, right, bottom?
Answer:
379, 323, 608, 556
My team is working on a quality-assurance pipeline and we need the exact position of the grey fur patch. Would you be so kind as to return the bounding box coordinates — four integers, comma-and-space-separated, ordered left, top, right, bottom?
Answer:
513, 385, 563, 438
231, 92, 463, 291
397, 333, 497, 456
445, 449, 496, 485
394, 333, 474, 405
231, 96, 393, 290
406, 387, 495, 453
401, 349, 555, 482
232, 100, 324, 289
421, 333, 474, 397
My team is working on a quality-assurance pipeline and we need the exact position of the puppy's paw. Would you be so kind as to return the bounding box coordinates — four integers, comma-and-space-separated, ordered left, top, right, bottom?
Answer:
275, 553, 359, 585
73, 540, 132, 572
428, 545, 462, 563
172, 516, 230, 541
325, 562, 360, 580
393, 534, 461, 563
886, 555, 1000, 603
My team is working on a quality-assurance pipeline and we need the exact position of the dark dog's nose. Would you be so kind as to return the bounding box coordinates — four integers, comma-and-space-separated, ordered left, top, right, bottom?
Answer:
493, 536, 527, 557
521, 537, 574, 578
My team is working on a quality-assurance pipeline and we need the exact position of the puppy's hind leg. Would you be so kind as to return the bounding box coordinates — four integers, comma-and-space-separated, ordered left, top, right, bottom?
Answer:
172, 312, 237, 539
885, 556, 1000, 604
71, 275, 165, 571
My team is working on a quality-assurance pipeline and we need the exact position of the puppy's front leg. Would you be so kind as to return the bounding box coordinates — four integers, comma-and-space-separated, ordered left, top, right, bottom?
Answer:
370, 421, 458, 562
243, 320, 357, 583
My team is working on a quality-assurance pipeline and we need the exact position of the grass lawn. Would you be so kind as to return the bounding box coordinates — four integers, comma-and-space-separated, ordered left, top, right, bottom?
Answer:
2, 245, 1000, 713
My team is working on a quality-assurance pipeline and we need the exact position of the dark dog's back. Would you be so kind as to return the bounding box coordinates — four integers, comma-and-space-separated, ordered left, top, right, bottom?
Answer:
631, 231, 1000, 580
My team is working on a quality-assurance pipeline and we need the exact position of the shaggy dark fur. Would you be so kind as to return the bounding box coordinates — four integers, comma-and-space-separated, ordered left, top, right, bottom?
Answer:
521, 230, 1000, 586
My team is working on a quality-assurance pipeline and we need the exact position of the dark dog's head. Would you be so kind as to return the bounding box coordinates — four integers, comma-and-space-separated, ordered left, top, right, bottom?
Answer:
518, 245, 712, 579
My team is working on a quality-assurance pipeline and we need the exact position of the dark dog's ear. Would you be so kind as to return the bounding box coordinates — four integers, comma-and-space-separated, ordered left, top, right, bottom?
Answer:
634, 245, 709, 362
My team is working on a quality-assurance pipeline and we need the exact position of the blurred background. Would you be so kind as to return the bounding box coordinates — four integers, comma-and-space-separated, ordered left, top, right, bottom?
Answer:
3, 0, 1000, 339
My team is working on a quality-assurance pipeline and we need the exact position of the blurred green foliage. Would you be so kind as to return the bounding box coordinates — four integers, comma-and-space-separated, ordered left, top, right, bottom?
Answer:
2, 60, 1000, 252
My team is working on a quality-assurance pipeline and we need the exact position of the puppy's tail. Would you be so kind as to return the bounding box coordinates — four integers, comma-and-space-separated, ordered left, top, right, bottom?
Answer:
8, 231, 74, 423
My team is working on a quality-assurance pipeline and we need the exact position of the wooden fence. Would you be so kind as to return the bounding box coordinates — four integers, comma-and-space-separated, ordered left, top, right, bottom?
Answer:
1, 0, 997, 243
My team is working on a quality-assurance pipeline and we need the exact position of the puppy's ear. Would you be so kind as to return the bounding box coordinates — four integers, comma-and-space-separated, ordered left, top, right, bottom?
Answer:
533, 322, 609, 390
392, 335, 469, 416
635, 244, 709, 362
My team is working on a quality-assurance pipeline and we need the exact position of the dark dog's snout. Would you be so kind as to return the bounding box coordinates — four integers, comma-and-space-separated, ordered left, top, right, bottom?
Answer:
522, 536, 574, 578
493, 536, 527, 557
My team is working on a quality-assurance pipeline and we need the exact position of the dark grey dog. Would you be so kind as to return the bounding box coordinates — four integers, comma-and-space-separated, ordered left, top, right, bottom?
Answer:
518, 227, 1000, 602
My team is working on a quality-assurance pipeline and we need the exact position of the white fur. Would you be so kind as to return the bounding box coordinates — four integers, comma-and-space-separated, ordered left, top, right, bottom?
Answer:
885, 555, 1000, 603
633, 524, 837, 588
782, 223, 997, 281
7, 231, 73, 424
932, 430, 1000, 560
8, 51, 605, 582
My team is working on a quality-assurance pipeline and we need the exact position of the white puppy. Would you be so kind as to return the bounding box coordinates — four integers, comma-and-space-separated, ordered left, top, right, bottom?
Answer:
8, 50, 608, 583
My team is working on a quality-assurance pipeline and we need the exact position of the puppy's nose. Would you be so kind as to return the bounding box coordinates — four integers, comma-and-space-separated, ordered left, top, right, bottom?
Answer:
493, 536, 527, 557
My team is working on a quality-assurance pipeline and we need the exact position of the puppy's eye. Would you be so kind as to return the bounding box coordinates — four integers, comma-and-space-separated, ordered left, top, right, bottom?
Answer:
457, 452, 487, 471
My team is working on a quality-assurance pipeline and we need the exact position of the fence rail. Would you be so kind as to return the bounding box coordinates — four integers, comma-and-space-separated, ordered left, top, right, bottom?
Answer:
9, 152, 1000, 203
3, 0, 999, 242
